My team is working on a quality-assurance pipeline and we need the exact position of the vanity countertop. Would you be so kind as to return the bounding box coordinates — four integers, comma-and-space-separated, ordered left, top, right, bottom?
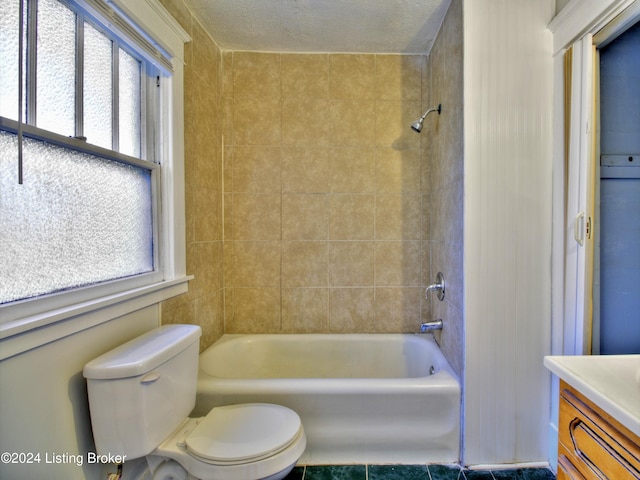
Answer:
544, 354, 640, 436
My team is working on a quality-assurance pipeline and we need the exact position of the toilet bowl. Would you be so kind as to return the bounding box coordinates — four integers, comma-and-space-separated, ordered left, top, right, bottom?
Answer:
148, 404, 306, 480
83, 325, 306, 480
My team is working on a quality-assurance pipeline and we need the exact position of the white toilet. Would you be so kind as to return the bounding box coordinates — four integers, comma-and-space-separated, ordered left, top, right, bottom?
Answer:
83, 325, 306, 480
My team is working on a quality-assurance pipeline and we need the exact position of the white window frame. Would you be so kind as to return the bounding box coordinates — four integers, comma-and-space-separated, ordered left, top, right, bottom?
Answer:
0, 0, 191, 358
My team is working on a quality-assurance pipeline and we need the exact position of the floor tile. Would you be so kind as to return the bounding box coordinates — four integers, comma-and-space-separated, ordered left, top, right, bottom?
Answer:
428, 464, 466, 480
368, 464, 429, 480
463, 469, 494, 480
293, 464, 556, 480
284, 466, 305, 480
491, 468, 556, 480
304, 465, 367, 480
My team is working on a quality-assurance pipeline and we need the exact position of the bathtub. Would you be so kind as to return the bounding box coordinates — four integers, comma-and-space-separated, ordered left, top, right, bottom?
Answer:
194, 334, 460, 465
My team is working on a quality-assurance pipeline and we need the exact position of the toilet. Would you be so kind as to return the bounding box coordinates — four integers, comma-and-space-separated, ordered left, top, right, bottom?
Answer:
83, 325, 306, 480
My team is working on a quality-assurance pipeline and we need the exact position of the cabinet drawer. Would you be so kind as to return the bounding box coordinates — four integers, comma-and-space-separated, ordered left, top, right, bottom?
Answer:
558, 443, 589, 480
559, 382, 640, 480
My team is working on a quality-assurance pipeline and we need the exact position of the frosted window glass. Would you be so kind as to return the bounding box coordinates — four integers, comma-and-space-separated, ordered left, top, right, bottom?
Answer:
0, 131, 154, 304
0, 0, 23, 121
37, 0, 76, 136
119, 48, 141, 158
84, 22, 113, 150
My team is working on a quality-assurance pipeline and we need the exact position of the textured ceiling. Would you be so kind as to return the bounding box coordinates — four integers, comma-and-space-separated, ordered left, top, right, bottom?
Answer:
184, 0, 452, 54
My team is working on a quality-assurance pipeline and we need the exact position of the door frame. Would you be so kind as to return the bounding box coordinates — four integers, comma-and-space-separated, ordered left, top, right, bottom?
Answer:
548, 0, 639, 469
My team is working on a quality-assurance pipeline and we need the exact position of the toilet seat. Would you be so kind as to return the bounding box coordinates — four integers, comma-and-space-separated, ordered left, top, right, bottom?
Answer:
150, 404, 307, 480
185, 403, 303, 465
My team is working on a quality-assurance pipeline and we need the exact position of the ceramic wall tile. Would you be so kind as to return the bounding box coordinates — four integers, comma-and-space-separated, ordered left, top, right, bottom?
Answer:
328, 54, 376, 99
328, 194, 375, 240
282, 288, 329, 332
233, 52, 281, 99
282, 147, 330, 193
328, 241, 375, 286
282, 54, 329, 98
222, 50, 437, 334
282, 194, 329, 240
282, 241, 329, 287
329, 288, 375, 331
328, 148, 376, 193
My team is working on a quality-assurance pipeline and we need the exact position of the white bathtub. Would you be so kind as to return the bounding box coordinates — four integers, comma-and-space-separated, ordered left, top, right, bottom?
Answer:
194, 334, 460, 465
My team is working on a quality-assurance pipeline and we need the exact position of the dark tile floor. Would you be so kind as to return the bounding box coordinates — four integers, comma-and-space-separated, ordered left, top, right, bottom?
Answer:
283, 464, 556, 480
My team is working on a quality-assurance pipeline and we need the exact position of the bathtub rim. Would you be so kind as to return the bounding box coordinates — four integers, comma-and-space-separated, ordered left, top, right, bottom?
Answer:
197, 333, 460, 389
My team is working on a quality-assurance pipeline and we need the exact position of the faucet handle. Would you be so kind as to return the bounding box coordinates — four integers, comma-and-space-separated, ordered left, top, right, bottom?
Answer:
425, 272, 445, 301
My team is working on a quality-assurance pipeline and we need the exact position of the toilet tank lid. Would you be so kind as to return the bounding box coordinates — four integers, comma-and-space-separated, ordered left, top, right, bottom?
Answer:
83, 325, 202, 380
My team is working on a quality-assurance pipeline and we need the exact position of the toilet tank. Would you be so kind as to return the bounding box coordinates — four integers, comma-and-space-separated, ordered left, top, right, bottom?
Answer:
83, 325, 201, 459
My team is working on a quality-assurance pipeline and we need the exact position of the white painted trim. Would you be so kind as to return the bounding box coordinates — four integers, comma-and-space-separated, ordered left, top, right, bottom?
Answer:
550, 53, 566, 358
548, 53, 566, 471
577, 36, 595, 354
161, 65, 187, 278
547, 375, 560, 472
111, 0, 191, 60
467, 462, 551, 471
594, 0, 640, 46
562, 37, 594, 356
548, 0, 636, 54
117, 0, 189, 279
0, 276, 191, 360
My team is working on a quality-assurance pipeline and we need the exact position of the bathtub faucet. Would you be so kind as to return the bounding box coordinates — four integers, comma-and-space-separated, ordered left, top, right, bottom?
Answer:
420, 319, 443, 333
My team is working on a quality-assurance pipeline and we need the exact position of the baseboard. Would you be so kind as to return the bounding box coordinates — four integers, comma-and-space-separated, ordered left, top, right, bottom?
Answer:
467, 461, 551, 471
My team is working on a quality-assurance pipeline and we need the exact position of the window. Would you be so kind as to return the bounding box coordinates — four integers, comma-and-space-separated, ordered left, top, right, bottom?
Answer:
0, 0, 189, 333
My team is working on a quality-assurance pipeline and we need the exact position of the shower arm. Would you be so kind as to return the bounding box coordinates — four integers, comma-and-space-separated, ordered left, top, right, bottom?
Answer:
418, 104, 441, 122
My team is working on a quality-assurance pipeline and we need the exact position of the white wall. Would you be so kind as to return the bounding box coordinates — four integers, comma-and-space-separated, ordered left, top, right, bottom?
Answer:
0, 308, 158, 480
463, 0, 555, 466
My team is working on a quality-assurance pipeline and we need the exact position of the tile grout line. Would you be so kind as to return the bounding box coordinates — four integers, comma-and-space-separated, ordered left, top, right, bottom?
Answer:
296, 464, 556, 480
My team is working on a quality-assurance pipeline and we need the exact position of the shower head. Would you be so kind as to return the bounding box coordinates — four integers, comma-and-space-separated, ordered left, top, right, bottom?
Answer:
410, 104, 442, 133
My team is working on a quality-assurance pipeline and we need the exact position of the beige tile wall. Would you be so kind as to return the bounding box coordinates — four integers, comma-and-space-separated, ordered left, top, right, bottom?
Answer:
224, 52, 433, 334
425, 0, 465, 379
156, 1, 462, 352
158, 0, 226, 350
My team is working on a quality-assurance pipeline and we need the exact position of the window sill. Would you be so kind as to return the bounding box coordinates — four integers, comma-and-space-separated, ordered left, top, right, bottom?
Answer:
0, 276, 192, 360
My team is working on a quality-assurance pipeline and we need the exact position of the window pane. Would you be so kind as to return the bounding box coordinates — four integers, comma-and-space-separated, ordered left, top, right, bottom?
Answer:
0, 131, 154, 304
84, 22, 113, 149
119, 48, 141, 158
0, 0, 24, 121
37, 0, 76, 135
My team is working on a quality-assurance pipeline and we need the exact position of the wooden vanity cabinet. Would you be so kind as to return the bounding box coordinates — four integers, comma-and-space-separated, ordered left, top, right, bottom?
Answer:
557, 381, 640, 480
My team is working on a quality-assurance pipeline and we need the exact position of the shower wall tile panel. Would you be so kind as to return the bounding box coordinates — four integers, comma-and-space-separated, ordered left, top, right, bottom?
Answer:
224, 50, 432, 333
158, 0, 226, 350
425, 0, 465, 382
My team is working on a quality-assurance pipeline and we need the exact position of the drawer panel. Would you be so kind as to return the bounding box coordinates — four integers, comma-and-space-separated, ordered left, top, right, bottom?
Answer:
559, 384, 640, 480
558, 443, 591, 480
